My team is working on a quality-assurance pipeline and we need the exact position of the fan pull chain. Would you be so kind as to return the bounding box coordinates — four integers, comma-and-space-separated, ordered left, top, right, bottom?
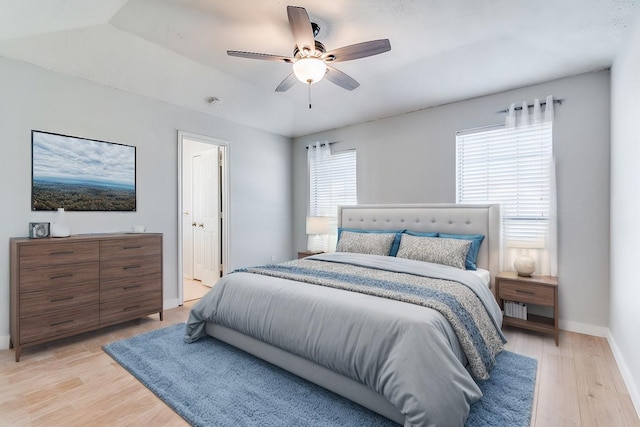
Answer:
308, 82, 312, 109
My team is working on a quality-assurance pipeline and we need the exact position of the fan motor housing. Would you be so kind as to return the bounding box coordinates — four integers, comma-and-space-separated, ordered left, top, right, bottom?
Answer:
293, 40, 327, 59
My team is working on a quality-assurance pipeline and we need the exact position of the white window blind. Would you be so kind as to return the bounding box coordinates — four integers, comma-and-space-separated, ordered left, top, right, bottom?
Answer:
456, 122, 553, 244
308, 147, 357, 251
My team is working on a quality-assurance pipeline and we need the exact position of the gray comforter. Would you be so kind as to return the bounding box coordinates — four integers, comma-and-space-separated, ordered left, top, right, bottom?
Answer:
185, 252, 505, 427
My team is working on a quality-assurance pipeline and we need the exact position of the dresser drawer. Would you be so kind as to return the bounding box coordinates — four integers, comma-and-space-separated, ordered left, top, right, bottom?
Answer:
100, 291, 162, 325
19, 241, 99, 269
100, 236, 162, 261
100, 273, 161, 303
19, 262, 99, 294
498, 280, 554, 306
20, 283, 99, 318
20, 304, 99, 344
100, 256, 161, 282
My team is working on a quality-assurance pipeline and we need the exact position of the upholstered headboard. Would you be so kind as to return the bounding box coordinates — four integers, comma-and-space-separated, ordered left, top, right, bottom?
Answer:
338, 204, 501, 293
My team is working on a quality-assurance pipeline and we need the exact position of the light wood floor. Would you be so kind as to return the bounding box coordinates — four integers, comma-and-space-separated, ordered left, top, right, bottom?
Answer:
1, 302, 639, 426
183, 278, 211, 302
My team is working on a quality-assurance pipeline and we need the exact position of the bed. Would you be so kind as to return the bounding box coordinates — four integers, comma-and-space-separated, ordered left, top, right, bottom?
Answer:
185, 204, 504, 427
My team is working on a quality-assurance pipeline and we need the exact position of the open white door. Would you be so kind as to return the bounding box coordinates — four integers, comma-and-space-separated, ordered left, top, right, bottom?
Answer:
192, 148, 220, 286
178, 130, 229, 306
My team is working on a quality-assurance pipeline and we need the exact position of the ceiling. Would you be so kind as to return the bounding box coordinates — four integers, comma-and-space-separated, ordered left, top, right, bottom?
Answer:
0, 0, 638, 138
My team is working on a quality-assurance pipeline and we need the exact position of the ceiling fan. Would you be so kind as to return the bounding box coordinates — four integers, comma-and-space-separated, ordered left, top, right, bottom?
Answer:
227, 5, 391, 94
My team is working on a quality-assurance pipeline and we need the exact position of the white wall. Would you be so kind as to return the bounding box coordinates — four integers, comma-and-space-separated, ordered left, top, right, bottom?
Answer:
610, 10, 640, 414
293, 71, 611, 335
0, 58, 292, 348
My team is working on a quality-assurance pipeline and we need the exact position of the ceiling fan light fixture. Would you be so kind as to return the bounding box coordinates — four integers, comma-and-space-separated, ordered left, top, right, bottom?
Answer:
293, 57, 326, 84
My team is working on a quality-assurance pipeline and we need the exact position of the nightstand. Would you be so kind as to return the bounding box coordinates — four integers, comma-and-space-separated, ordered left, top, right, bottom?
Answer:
297, 251, 323, 259
495, 271, 559, 345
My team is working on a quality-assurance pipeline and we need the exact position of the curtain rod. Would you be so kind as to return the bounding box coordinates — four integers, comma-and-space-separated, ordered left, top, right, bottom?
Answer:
305, 142, 336, 149
496, 98, 564, 114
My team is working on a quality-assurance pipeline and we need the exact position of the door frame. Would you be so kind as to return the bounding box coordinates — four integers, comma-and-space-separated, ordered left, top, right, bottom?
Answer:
177, 130, 230, 305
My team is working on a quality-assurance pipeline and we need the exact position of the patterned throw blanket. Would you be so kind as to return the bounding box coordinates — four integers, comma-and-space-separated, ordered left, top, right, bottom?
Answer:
238, 258, 504, 380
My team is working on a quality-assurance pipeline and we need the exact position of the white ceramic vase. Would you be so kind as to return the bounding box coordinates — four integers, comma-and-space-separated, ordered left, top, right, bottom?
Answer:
50, 208, 71, 237
514, 254, 536, 277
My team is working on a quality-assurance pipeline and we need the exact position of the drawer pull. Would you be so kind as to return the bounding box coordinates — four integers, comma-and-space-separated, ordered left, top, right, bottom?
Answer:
124, 285, 141, 290
50, 273, 73, 280
124, 246, 142, 250
124, 305, 141, 311
124, 265, 141, 270
50, 319, 74, 327
51, 251, 74, 256
515, 290, 536, 295
51, 296, 73, 302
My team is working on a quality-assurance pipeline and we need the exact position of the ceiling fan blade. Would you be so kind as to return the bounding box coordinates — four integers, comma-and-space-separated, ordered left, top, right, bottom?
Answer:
325, 66, 360, 91
275, 72, 297, 92
287, 6, 315, 52
323, 39, 391, 62
227, 50, 294, 63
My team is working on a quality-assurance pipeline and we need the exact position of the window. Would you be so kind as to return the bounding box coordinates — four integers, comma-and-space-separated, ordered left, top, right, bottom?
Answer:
308, 143, 357, 251
456, 122, 553, 247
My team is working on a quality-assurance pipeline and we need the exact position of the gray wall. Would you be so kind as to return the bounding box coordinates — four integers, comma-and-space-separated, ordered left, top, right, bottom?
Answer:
610, 11, 640, 413
0, 58, 293, 347
294, 71, 611, 334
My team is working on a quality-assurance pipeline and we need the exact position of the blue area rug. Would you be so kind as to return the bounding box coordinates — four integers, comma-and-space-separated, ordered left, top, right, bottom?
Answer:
104, 323, 536, 427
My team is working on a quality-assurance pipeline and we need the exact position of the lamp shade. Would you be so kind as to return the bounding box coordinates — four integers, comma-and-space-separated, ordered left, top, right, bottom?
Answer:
293, 58, 327, 84
306, 216, 330, 235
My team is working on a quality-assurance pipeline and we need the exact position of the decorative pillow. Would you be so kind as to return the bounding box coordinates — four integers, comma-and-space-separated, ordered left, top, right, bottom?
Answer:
438, 233, 485, 270
396, 234, 471, 270
337, 228, 403, 256
336, 231, 397, 256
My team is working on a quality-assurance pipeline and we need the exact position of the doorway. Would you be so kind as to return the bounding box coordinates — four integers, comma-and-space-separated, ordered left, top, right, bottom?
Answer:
178, 131, 229, 304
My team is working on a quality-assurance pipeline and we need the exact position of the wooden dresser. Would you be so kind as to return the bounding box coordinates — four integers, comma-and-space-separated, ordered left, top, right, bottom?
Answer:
10, 233, 163, 361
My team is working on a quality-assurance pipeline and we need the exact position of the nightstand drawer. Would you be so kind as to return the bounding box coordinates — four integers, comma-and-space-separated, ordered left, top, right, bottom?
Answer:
498, 280, 554, 306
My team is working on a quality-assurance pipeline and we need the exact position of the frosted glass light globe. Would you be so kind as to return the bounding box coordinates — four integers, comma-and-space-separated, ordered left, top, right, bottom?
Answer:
293, 58, 327, 84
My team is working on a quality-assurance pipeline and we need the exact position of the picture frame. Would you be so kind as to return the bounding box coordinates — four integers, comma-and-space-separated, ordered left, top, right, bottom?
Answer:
29, 222, 50, 238
31, 130, 136, 211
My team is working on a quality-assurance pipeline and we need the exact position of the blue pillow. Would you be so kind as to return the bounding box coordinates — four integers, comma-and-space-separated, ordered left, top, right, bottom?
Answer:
403, 230, 438, 237
337, 228, 404, 256
438, 233, 485, 270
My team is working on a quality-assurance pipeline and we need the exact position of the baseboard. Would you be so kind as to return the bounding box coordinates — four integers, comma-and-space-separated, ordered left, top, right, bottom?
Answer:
0, 334, 10, 351
559, 319, 609, 337
607, 331, 640, 419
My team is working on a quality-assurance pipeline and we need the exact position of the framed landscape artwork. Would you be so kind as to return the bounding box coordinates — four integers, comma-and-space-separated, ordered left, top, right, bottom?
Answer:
32, 130, 136, 211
